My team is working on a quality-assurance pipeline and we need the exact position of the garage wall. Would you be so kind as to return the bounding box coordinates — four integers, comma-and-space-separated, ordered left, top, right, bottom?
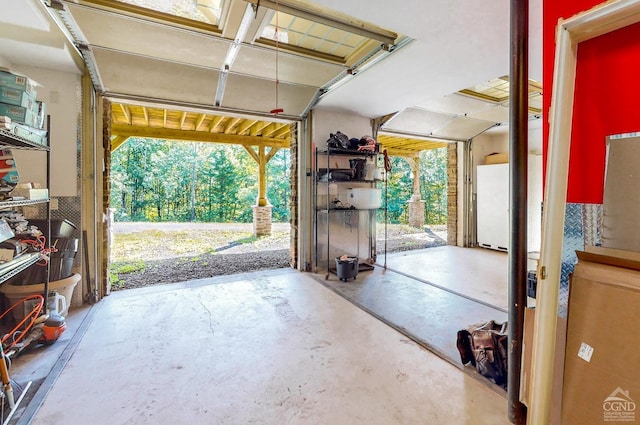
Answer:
472, 126, 544, 252
544, 1, 640, 204
311, 108, 372, 147
7, 65, 81, 197
310, 108, 374, 269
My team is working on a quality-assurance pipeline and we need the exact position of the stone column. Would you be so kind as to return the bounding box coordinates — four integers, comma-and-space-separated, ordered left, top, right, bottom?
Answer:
446, 143, 457, 246
408, 195, 425, 228
253, 204, 272, 236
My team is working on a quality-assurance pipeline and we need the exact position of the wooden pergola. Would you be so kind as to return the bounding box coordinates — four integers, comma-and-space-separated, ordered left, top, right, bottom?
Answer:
377, 133, 450, 207
109, 102, 292, 207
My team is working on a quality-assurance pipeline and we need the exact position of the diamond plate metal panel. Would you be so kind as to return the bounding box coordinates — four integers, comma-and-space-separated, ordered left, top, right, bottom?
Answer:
582, 203, 602, 247
559, 203, 583, 317
557, 203, 604, 317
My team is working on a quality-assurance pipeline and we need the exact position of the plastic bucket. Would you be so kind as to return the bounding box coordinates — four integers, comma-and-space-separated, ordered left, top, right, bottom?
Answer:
335, 256, 358, 281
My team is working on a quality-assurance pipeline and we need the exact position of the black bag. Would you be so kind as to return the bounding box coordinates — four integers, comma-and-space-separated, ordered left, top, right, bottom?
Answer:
349, 158, 366, 180
326, 131, 350, 149
457, 320, 508, 389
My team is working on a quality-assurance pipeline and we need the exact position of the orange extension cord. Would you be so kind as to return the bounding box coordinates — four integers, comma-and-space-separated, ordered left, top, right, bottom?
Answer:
0, 294, 44, 350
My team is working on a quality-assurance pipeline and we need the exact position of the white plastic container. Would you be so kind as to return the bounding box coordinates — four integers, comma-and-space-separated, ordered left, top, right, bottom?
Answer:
346, 188, 382, 209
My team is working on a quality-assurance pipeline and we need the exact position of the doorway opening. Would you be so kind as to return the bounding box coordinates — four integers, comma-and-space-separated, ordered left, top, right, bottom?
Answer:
104, 101, 297, 291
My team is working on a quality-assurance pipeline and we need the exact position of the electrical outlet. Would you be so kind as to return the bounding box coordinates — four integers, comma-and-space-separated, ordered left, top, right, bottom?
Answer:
50, 198, 58, 210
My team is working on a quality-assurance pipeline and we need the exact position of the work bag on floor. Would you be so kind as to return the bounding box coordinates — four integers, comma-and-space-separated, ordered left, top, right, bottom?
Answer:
456, 320, 508, 389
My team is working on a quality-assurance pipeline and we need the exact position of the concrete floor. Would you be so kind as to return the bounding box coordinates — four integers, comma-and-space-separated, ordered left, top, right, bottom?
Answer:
2, 247, 508, 425
381, 246, 509, 311
23, 266, 511, 425
319, 253, 508, 366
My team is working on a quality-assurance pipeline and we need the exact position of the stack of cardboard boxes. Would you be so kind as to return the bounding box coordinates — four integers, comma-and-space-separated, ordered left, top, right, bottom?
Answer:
0, 68, 47, 146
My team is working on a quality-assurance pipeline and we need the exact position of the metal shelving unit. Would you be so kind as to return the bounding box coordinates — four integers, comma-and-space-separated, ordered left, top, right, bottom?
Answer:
0, 118, 50, 424
314, 147, 381, 279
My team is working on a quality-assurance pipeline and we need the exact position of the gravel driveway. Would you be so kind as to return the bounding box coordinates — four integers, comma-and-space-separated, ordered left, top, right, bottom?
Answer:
110, 222, 446, 291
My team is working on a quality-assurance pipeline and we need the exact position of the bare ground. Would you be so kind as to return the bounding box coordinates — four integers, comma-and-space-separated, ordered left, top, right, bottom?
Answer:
110, 222, 447, 291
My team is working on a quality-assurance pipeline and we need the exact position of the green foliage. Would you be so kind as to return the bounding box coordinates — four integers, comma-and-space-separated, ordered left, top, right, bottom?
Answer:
109, 260, 146, 288
378, 147, 448, 225
110, 139, 290, 223
267, 149, 291, 222
384, 156, 413, 224
110, 138, 446, 227
419, 147, 448, 225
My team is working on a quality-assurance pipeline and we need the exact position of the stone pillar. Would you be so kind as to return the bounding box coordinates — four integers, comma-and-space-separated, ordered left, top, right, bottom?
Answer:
446, 143, 458, 246
253, 205, 272, 237
288, 123, 298, 269
408, 195, 425, 228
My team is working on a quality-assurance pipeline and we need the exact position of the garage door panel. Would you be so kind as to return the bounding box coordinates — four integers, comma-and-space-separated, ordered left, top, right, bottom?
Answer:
93, 48, 219, 104
223, 73, 317, 116
69, 4, 230, 69
233, 45, 344, 87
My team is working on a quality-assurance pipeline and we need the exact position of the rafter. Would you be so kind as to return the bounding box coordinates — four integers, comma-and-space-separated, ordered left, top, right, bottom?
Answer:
112, 124, 290, 148
251, 121, 271, 136
224, 117, 242, 134
272, 125, 290, 138
236, 119, 257, 135
261, 123, 278, 137
209, 115, 225, 132
179, 111, 188, 130
119, 104, 131, 125
194, 113, 206, 131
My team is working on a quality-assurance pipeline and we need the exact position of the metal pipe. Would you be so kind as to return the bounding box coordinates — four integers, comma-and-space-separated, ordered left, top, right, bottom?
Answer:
508, 0, 528, 422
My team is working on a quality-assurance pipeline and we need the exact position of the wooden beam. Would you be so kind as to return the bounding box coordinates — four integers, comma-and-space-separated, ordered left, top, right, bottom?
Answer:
251, 121, 271, 136
258, 145, 267, 206
243, 146, 259, 163
112, 124, 290, 148
224, 117, 242, 134
110, 135, 129, 152
210, 115, 225, 132
119, 104, 131, 125
236, 119, 257, 135
194, 113, 206, 131
261, 123, 278, 137
382, 147, 421, 157
266, 147, 279, 162
163, 109, 167, 128
179, 111, 187, 130
272, 125, 290, 138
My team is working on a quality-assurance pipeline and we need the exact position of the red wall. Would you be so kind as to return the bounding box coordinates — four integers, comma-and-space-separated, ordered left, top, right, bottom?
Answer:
544, 1, 640, 204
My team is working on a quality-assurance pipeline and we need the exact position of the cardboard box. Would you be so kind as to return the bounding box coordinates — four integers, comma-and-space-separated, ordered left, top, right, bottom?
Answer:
484, 152, 509, 164
561, 248, 640, 424
520, 307, 566, 424
0, 87, 36, 109
0, 103, 38, 128
9, 122, 47, 145
0, 150, 19, 186
0, 69, 38, 98
10, 188, 48, 200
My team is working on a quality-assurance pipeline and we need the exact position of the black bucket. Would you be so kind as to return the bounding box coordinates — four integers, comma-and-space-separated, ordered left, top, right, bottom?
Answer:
335, 256, 358, 281
18, 237, 79, 284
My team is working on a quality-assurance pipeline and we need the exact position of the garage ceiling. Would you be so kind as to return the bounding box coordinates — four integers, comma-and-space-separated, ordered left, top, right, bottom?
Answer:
0, 0, 543, 148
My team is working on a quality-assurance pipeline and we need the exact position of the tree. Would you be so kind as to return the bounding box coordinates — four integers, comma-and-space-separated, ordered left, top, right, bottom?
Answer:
419, 147, 448, 225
